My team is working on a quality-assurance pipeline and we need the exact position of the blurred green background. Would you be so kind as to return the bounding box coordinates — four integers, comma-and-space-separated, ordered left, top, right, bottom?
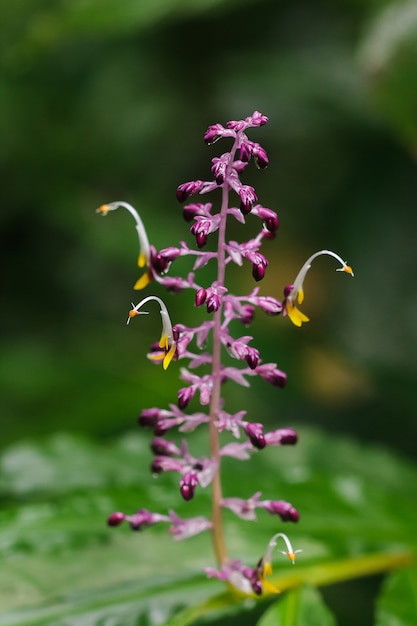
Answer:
2, 0, 416, 452
1, 0, 416, 624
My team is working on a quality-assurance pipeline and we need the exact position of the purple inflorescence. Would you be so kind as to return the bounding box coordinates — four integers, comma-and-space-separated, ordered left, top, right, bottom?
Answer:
104, 112, 300, 595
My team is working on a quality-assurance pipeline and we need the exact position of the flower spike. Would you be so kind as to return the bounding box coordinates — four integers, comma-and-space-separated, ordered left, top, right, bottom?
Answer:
97, 201, 152, 289
283, 249, 354, 327
100, 113, 354, 601
128, 296, 177, 370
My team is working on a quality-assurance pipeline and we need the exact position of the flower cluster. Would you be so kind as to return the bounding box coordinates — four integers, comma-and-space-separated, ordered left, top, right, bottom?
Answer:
98, 111, 353, 596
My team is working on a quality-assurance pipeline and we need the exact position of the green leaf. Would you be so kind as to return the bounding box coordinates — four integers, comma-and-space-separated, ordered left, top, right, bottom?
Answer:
0, 427, 415, 624
376, 566, 417, 626
358, 0, 417, 147
257, 585, 336, 626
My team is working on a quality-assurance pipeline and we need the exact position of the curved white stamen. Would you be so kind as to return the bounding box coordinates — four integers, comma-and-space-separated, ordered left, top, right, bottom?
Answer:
97, 201, 151, 267
291, 249, 353, 300
128, 296, 173, 342
263, 532, 302, 565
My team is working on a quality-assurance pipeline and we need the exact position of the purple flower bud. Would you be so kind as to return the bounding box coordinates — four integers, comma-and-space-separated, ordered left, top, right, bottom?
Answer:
195, 288, 207, 306
252, 262, 266, 281
151, 253, 170, 275
206, 293, 221, 313
150, 437, 179, 456
180, 471, 199, 501
138, 408, 162, 428
252, 206, 279, 232
153, 421, 173, 436
244, 346, 260, 369
256, 363, 287, 387
127, 508, 168, 531
253, 144, 269, 169
151, 456, 183, 474
283, 284, 294, 298
263, 500, 300, 522
226, 337, 259, 368
159, 246, 181, 263
183, 202, 210, 222
190, 221, 209, 248
239, 142, 253, 162
253, 296, 282, 316
204, 123, 227, 145
250, 111, 269, 126
279, 429, 298, 445
195, 232, 207, 248
178, 385, 196, 409
211, 155, 229, 185
243, 422, 266, 449
264, 428, 298, 446
176, 180, 204, 203
107, 512, 126, 527
246, 251, 268, 282
240, 305, 255, 325
226, 119, 246, 131
239, 185, 258, 215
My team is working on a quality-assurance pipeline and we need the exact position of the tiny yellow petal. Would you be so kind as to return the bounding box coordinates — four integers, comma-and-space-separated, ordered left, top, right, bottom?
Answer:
263, 562, 273, 577
97, 204, 110, 215
159, 335, 169, 350
343, 265, 354, 276
163, 343, 177, 370
128, 309, 139, 319
287, 302, 310, 327
297, 287, 304, 305
134, 272, 151, 290
149, 353, 164, 362
262, 579, 280, 595
138, 252, 147, 268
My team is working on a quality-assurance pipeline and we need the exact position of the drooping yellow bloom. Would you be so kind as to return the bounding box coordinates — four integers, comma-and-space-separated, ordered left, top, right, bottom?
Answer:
127, 296, 177, 370
284, 249, 354, 327
256, 532, 302, 595
97, 201, 152, 290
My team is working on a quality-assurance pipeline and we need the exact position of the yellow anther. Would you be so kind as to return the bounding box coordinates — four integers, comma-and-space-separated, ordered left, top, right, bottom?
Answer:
287, 552, 297, 564
342, 265, 354, 276
128, 309, 139, 319
97, 204, 110, 215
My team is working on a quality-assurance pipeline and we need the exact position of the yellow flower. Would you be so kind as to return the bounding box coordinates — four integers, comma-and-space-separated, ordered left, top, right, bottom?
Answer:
97, 201, 152, 290
284, 249, 354, 327
127, 296, 177, 370
257, 532, 302, 594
